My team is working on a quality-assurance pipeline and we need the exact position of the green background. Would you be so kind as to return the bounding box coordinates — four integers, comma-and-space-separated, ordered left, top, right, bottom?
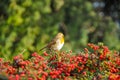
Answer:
0, 0, 120, 59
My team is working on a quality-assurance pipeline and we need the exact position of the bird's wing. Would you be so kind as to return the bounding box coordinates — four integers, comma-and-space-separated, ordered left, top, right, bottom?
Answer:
47, 39, 56, 48
39, 39, 56, 51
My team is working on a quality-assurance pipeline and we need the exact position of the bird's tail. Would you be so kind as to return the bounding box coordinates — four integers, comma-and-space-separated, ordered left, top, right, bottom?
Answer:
39, 46, 47, 51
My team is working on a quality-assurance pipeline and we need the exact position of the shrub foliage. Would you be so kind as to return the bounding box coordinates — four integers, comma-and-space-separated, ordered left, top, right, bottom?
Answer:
0, 43, 120, 80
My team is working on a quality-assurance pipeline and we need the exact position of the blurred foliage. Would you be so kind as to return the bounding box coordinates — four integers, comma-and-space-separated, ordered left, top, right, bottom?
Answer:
0, 0, 120, 59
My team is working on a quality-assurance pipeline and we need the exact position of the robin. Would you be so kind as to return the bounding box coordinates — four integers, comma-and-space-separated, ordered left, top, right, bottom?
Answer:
39, 32, 64, 51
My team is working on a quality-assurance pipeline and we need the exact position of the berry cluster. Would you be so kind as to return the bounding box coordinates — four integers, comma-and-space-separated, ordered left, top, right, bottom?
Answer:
0, 43, 120, 80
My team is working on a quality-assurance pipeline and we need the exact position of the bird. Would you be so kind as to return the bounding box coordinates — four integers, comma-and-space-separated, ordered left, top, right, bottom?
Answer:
39, 32, 64, 51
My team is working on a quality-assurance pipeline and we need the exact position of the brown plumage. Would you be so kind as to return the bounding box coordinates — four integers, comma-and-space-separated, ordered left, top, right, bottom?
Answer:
39, 33, 64, 51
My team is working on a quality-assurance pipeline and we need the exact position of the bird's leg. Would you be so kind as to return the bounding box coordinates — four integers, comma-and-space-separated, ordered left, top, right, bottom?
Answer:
56, 50, 61, 62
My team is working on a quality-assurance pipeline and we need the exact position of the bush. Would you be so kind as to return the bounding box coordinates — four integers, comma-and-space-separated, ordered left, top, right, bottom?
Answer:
0, 43, 120, 80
